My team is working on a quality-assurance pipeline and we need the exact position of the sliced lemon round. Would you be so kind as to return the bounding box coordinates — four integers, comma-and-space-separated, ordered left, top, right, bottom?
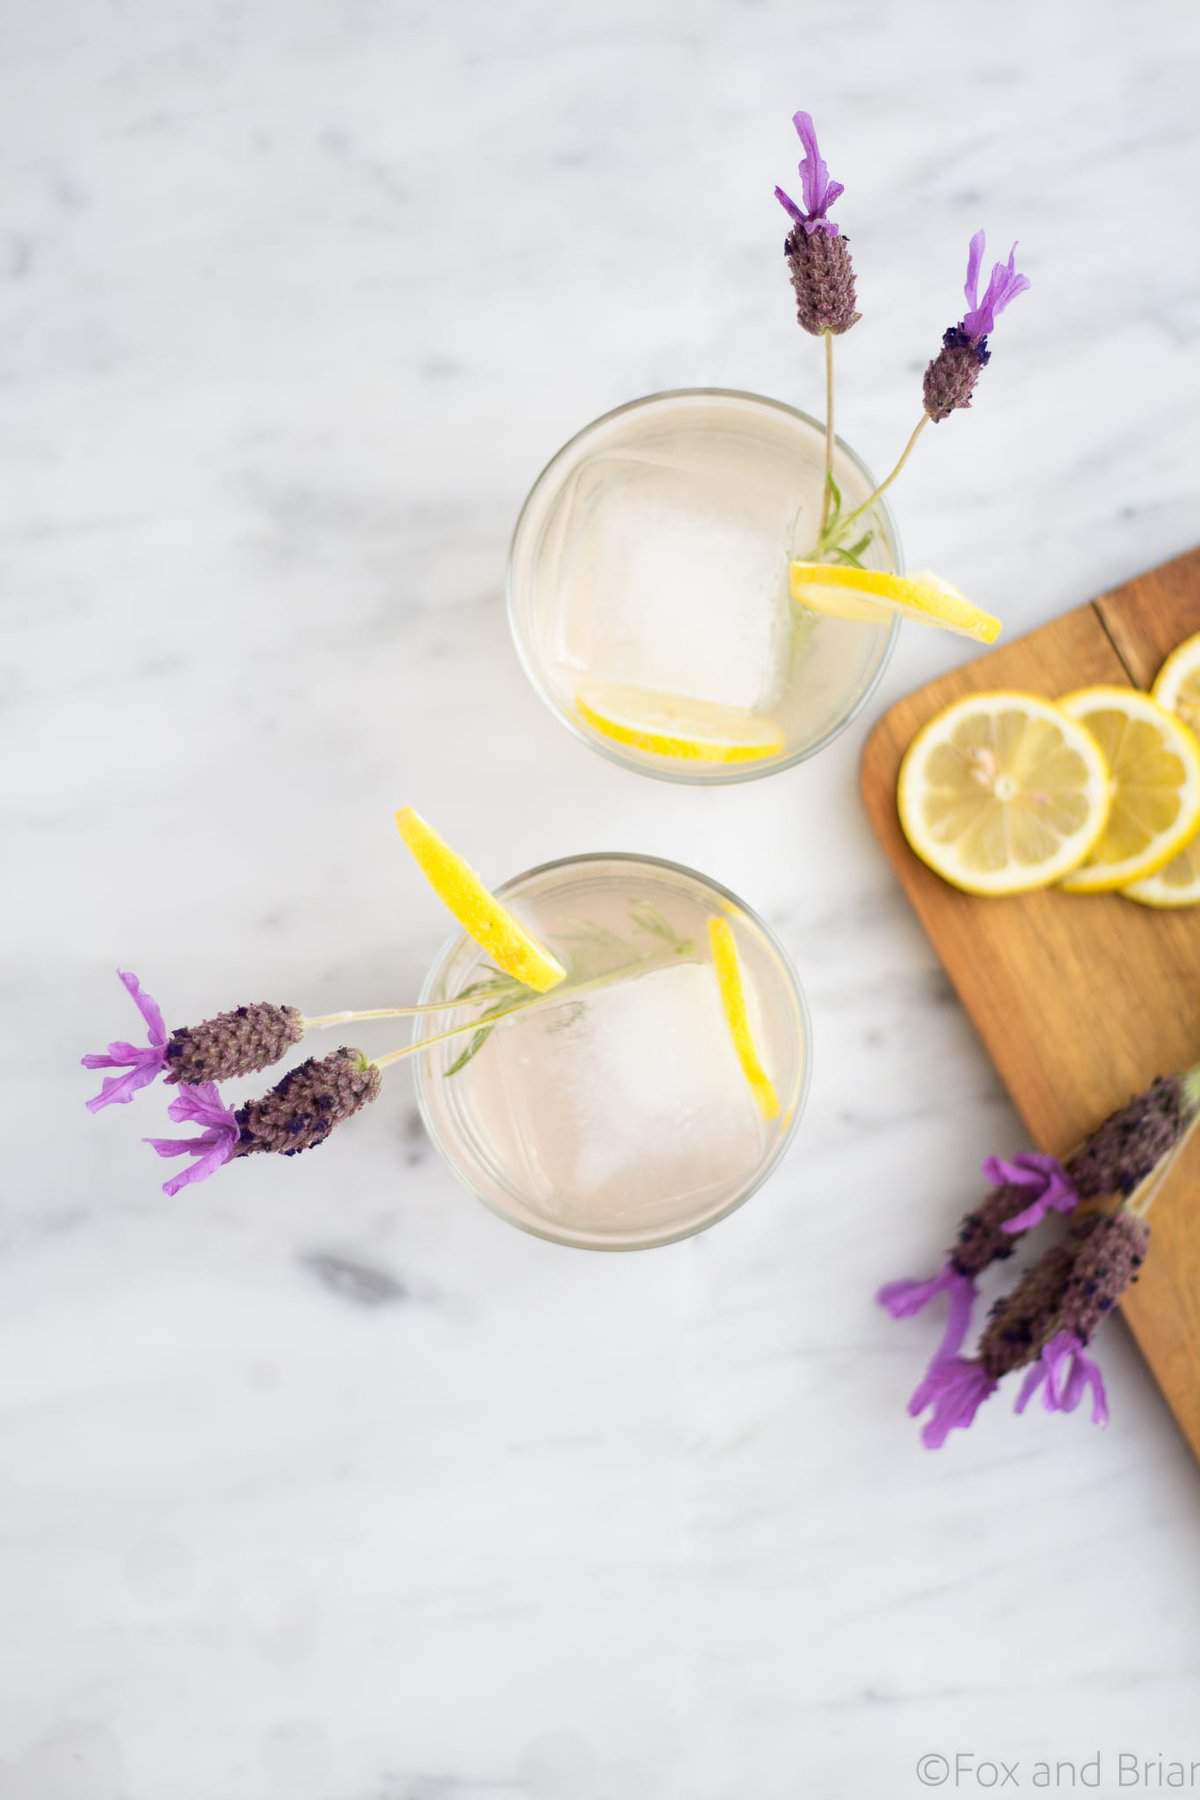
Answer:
1124, 840, 1200, 908
789, 563, 1001, 644
1152, 630, 1200, 735
897, 691, 1111, 896
575, 684, 785, 765
1057, 687, 1200, 893
1122, 633, 1200, 908
395, 807, 566, 992
707, 916, 780, 1121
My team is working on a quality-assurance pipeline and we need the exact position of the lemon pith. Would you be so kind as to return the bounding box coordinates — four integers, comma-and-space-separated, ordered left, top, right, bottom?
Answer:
576, 684, 785, 764
789, 563, 1002, 644
707, 916, 780, 1121
897, 690, 1111, 896
395, 807, 566, 992
1057, 686, 1200, 893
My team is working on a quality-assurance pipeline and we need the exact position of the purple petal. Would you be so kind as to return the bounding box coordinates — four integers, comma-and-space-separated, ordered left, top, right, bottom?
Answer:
117, 969, 167, 1047
908, 1357, 998, 1449
83, 1045, 167, 1111
964, 229, 986, 313
962, 238, 1029, 341
1013, 1332, 1110, 1427
980, 1152, 1079, 1235
143, 1082, 240, 1196
877, 1263, 978, 1362
783, 110, 843, 232
775, 184, 805, 225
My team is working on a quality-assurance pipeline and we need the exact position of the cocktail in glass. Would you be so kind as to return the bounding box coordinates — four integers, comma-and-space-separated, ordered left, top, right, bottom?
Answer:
414, 853, 809, 1250
508, 388, 901, 784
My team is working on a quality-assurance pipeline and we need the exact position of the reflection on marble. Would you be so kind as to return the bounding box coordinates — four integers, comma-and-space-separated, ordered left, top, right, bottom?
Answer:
4, 0, 1200, 1794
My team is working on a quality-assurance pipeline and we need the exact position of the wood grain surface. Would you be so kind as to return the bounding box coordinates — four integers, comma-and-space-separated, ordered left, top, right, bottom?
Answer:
861, 548, 1200, 1456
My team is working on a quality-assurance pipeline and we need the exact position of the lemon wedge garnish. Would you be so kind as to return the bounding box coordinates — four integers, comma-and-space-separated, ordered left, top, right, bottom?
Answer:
576, 684, 785, 765
707, 916, 780, 1121
395, 807, 566, 992
1057, 687, 1200, 893
1123, 635, 1200, 907
789, 563, 1001, 644
897, 691, 1111, 896
1152, 630, 1200, 735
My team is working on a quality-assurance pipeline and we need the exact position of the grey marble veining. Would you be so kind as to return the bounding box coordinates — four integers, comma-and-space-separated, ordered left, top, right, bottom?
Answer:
4, 1, 1200, 1795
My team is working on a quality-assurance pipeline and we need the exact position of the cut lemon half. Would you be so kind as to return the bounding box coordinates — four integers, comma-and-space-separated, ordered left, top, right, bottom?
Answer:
1057, 687, 1200, 893
395, 807, 566, 992
575, 684, 785, 765
707, 916, 780, 1121
897, 691, 1111, 896
789, 563, 1002, 644
1152, 630, 1200, 735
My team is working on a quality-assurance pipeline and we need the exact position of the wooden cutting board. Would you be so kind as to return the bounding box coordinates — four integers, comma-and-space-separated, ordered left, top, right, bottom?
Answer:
861, 548, 1200, 1456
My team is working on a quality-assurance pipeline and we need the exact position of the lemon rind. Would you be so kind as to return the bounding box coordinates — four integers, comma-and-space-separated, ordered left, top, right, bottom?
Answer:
707, 916, 781, 1121
395, 807, 566, 992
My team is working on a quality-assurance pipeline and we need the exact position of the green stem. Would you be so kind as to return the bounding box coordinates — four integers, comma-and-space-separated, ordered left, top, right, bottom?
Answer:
303, 998, 481, 1031
371, 950, 702, 1073
818, 413, 929, 554
816, 330, 835, 542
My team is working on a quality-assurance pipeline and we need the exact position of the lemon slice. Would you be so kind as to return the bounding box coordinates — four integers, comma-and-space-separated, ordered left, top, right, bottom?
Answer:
1122, 634, 1200, 907
789, 563, 1002, 644
576, 684, 785, 764
897, 691, 1111, 895
707, 916, 780, 1120
395, 807, 566, 992
1152, 630, 1200, 735
1124, 841, 1200, 908
1057, 687, 1200, 893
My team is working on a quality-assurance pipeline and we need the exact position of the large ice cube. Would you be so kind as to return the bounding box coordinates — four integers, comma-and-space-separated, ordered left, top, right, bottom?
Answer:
552, 435, 798, 710
489, 961, 766, 1229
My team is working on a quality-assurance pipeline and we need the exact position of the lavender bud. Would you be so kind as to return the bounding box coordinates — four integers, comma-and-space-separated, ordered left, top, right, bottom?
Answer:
951, 1177, 1034, 1278
923, 327, 986, 422
977, 1237, 1085, 1381
165, 1002, 304, 1086
1058, 1210, 1151, 1343
1065, 1073, 1197, 1201
234, 1047, 381, 1159
784, 226, 860, 337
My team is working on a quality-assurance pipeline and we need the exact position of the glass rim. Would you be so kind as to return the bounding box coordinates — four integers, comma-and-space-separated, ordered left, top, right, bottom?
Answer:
506, 385, 904, 786
412, 849, 814, 1251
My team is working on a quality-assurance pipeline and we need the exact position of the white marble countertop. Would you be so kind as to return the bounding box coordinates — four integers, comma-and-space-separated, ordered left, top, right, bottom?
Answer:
5, 2, 1200, 1795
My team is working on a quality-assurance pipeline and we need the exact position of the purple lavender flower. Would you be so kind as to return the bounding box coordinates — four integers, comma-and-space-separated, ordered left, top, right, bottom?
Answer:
774, 111, 845, 238
923, 230, 1029, 422
775, 111, 860, 336
145, 1083, 241, 1197
876, 1151, 1077, 1358
982, 1152, 1079, 1235
1015, 1331, 1109, 1426
81, 970, 169, 1112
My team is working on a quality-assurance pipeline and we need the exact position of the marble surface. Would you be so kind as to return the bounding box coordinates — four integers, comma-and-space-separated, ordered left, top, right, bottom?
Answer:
4, 2, 1200, 1795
